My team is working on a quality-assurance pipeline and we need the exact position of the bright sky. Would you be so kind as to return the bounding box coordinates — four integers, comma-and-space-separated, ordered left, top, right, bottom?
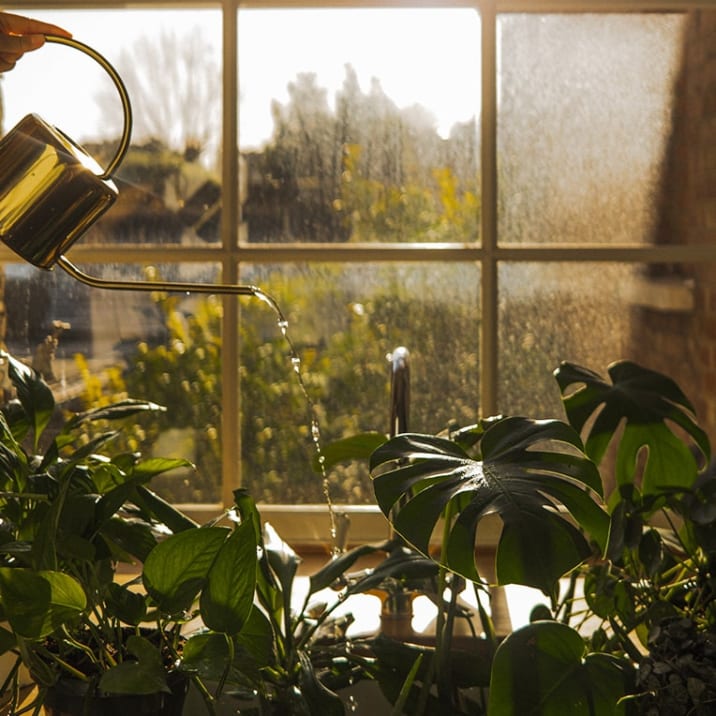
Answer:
1, 7, 480, 150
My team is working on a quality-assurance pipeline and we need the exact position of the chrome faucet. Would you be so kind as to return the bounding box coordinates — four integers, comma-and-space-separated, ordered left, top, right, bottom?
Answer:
388, 346, 410, 437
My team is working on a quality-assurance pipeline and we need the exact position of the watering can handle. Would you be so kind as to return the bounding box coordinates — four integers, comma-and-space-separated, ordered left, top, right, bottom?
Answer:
44, 34, 133, 180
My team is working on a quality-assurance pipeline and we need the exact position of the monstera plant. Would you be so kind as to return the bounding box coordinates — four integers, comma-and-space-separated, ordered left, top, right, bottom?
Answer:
369, 417, 609, 600
325, 359, 716, 715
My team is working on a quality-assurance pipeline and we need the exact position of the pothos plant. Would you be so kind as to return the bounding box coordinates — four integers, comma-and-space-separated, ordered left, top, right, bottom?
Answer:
0, 350, 402, 716
0, 349, 260, 715
324, 359, 716, 715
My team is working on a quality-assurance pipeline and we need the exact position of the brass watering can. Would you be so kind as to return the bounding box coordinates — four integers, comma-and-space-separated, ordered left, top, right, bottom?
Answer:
0, 34, 260, 300
0, 34, 132, 270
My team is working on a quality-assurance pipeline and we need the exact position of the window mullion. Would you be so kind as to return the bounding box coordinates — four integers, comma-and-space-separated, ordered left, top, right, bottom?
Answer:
221, 0, 241, 507
480, 1, 498, 417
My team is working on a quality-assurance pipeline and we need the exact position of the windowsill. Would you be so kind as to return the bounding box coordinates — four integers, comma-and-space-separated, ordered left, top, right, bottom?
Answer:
177, 503, 504, 552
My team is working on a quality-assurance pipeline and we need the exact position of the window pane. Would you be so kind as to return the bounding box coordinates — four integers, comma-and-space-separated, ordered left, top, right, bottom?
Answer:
2, 261, 224, 503
238, 262, 480, 504
1, 7, 223, 246
497, 262, 697, 418
498, 14, 685, 245
239, 8, 481, 243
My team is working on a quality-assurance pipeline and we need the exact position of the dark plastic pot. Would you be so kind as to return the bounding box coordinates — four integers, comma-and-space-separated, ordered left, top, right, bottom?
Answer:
43, 673, 189, 716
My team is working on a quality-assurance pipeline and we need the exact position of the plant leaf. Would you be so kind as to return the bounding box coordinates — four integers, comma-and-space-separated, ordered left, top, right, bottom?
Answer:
297, 651, 345, 716
105, 582, 147, 626
63, 399, 166, 431
98, 635, 169, 695
488, 621, 634, 715
132, 484, 198, 533
370, 418, 608, 596
4, 351, 54, 450
0, 568, 86, 638
142, 526, 230, 614
316, 431, 387, 473
555, 360, 711, 496
201, 518, 258, 634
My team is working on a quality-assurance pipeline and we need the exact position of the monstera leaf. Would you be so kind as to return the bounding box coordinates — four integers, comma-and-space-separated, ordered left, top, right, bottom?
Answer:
555, 361, 711, 496
369, 417, 609, 597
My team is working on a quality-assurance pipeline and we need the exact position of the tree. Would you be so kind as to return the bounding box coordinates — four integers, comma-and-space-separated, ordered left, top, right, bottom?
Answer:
97, 28, 221, 166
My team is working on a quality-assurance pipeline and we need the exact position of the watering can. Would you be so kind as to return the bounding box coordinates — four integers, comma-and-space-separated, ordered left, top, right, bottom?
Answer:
0, 35, 132, 270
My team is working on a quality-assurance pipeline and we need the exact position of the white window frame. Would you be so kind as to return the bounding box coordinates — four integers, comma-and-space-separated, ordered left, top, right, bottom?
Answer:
4, 0, 715, 546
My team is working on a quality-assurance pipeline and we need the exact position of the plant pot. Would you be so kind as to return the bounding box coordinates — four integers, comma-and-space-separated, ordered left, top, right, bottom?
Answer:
43, 673, 189, 716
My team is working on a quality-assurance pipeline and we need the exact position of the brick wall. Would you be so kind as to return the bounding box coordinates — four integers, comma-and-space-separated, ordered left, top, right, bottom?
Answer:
631, 10, 716, 440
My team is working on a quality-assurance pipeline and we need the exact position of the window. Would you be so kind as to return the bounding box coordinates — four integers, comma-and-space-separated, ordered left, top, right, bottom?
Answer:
1, 1, 714, 546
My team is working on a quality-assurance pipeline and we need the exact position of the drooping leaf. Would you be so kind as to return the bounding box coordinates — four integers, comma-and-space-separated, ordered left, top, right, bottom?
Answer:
94, 458, 192, 527
100, 516, 158, 563
263, 522, 301, 628
309, 541, 386, 594
0, 568, 86, 638
488, 621, 634, 715
4, 351, 54, 450
132, 484, 198, 533
264, 522, 300, 601
555, 360, 711, 496
63, 399, 166, 431
369, 418, 608, 596
42, 432, 118, 472
343, 543, 439, 597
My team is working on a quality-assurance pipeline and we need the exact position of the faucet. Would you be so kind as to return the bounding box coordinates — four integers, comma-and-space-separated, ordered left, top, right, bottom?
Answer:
389, 346, 410, 437
380, 347, 417, 639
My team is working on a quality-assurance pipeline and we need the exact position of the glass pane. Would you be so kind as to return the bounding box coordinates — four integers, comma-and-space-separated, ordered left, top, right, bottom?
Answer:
497, 262, 697, 419
498, 14, 685, 245
238, 262, 480, 504
2, 261, 224, 503
1, 7, 222, 245
239, 8, 481, 243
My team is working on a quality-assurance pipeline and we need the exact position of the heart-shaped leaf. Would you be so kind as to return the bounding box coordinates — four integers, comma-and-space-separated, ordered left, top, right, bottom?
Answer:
201, 518, 258, 634
488, 621, 634, 715
0, 568, 86, 638
370, 418, 608, 596
142, 526, 230, 614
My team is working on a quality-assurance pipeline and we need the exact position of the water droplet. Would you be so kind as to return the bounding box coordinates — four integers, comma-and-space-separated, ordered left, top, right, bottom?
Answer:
256, 289, 337, 550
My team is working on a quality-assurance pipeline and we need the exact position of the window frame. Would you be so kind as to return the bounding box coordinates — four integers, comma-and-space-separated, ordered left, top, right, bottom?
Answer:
3, 0, 715, 546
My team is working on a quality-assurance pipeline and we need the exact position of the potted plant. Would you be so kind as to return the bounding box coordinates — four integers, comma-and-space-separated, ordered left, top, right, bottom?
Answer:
0, 350, 259, 715
321, 359, 716, 714
0, 349, 400, 716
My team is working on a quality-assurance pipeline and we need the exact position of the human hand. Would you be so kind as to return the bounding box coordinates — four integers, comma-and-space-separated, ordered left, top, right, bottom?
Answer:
0, 11, 71, 71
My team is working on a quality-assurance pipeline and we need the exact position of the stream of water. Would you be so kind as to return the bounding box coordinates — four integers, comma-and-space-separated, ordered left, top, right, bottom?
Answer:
252, 288, 338, 551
